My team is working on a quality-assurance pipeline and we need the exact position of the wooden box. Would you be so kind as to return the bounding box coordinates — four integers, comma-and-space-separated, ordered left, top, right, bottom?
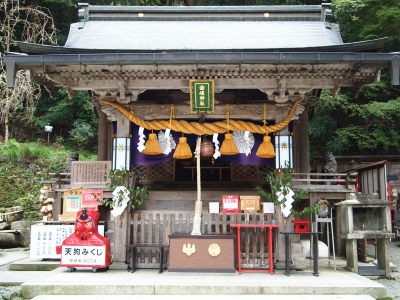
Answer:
240, 195, 260, 212
168, 233, 235, 272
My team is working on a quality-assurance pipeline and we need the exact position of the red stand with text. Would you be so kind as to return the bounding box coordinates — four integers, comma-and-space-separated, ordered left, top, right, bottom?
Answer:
56, 207, 111, 272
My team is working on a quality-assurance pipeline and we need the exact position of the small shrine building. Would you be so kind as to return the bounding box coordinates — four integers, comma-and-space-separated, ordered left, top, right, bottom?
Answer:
4, 3, 400, 266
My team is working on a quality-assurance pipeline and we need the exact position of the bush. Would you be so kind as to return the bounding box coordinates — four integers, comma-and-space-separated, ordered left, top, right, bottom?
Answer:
0, 140, 97, 221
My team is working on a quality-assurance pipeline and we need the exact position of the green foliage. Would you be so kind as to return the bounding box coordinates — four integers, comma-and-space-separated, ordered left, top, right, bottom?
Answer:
332, 0, 400, 51
309, 85, 400, 156
34, 88, 98, 151
256, 162, 318, 219
69, 120, 97, 150
0, 140, 97, 220
195, 0, 326, 5
0, 139, 51, 163
100, 168, 149, 210
0, 162, 42, 221
15, 193, 42, 221
0, 139, 97, 173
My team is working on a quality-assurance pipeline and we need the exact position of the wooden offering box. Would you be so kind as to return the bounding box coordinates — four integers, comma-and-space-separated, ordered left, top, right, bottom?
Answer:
240, 195, 260, 212
168, 233, 236, 272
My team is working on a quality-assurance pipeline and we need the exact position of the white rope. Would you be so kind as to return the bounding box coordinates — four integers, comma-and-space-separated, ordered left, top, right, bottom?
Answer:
196, 137, 201, 203
191, 136, 202, 235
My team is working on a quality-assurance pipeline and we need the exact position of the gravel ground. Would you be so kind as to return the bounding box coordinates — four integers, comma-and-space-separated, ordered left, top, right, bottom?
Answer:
366, 239, 400, 300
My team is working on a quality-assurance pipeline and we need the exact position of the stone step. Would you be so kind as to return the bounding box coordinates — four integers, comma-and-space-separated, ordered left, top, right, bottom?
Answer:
17, 267, 388, 299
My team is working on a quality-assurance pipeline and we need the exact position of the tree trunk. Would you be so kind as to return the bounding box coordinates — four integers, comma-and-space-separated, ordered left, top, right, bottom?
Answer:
4, 101, 10, 145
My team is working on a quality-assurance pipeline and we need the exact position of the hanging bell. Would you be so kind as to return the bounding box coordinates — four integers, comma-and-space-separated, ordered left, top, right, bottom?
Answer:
200, 137, 214, 157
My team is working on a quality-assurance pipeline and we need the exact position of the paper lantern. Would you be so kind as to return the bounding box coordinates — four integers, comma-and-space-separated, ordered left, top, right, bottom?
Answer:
200, 138, 214, 157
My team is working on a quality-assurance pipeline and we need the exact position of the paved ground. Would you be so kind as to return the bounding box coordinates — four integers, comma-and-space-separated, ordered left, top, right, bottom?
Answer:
0, 240, 399, 300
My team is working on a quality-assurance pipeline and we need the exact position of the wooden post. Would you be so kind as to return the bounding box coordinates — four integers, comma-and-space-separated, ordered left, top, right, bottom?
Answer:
275, 205, 293, 262
112, 110, 131, 268
294, 103, 310, 173
95, 104, 109, 161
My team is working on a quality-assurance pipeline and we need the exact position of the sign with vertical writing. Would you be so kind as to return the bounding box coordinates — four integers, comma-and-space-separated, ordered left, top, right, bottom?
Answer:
190, 80, 214, 113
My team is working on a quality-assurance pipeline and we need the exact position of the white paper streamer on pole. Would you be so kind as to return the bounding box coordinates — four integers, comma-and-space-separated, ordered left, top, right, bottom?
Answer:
137, 127, 146, 152
164, 128, 172, 154
212, 133, 221, 159
276, 187, 295, 217
111, 186, 130, 217
157, 129, 176, 155
243, 130, 251, 156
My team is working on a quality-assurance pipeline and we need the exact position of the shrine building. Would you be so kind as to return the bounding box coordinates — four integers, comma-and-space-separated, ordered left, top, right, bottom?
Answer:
4, 3, 400, 268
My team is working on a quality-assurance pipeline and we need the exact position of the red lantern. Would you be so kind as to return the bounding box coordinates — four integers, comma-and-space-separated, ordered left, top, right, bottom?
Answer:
200, 138, 214, 157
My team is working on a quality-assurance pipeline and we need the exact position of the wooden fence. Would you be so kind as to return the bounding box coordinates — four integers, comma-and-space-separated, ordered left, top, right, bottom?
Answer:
129, 212, 278, 270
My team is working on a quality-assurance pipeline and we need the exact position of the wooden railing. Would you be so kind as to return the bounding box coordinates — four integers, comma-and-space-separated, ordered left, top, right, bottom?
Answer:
48, 170, 358, 191
129, 212, 278, 270
291, 172, 358, 191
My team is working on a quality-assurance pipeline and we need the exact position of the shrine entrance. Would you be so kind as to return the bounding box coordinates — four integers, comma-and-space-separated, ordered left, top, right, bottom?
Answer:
133, 159, 264, 183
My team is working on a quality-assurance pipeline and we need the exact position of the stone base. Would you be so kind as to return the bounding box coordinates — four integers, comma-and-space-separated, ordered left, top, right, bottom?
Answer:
274, 261, 295, 270
292, 254, 307, 270
108, 261, 129, 270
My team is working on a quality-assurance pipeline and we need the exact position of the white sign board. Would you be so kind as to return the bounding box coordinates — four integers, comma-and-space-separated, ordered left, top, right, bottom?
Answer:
208, 202, 220, 213
30, 224, 104, 259
262, 202, 275, 214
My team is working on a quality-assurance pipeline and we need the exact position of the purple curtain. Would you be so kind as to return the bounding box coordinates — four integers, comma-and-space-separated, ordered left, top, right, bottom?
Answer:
112, 122, 293, 167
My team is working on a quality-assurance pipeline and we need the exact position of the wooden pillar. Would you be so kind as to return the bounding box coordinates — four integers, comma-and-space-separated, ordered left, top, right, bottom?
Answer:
275, 105, 289, 135
107, 122, 113, 161
274, 105, 292, 263
111, 111, 131, 269
275, 206, 294, 262
96, 105, 109, 161
294, 104, 310, 173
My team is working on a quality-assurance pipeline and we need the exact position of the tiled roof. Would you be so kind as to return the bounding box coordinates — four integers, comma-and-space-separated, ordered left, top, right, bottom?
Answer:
64, 20, 342, 51
17, 5, 386, 54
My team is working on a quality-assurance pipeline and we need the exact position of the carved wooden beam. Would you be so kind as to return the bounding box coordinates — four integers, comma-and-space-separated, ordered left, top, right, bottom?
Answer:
129, 103, 277, 121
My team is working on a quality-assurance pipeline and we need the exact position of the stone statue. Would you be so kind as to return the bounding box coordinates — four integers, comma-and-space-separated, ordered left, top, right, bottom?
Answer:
67, 152, 79, 172
322, 152, 337, 174
322, 152, 338, 184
